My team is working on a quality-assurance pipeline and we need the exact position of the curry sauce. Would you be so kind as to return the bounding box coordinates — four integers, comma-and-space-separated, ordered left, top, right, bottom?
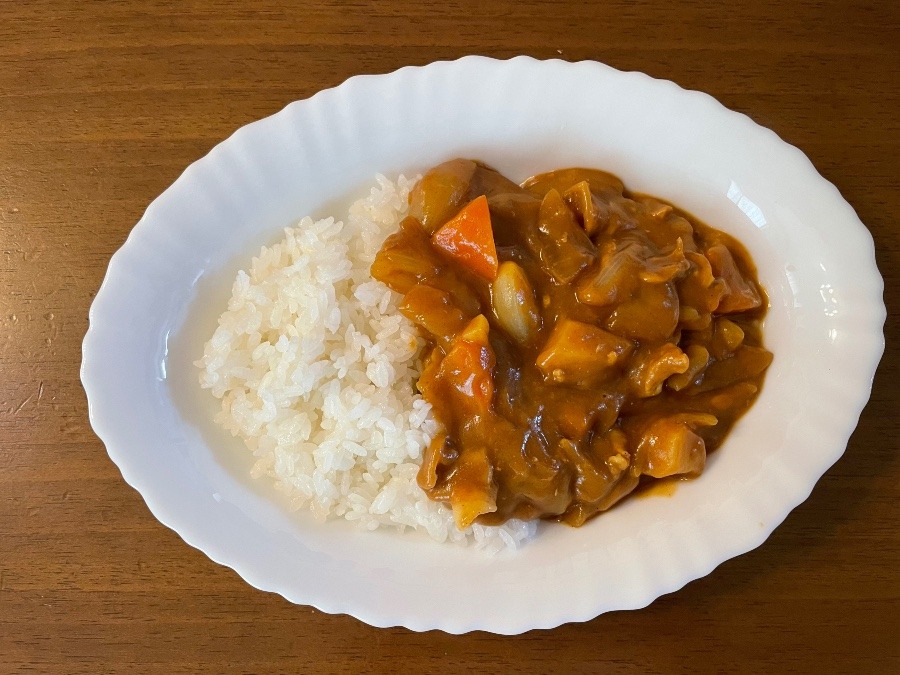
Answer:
371, 159, 772, 528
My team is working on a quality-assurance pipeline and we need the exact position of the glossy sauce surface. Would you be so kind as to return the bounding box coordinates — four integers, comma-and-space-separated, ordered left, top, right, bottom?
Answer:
372, 159, 772, 528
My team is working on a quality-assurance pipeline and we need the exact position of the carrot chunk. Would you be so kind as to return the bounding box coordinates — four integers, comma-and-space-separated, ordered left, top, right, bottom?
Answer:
431, 195, 498, 281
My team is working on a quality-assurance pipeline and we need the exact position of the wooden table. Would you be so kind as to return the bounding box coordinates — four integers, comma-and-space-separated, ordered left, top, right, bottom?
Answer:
2, 1, 897, 672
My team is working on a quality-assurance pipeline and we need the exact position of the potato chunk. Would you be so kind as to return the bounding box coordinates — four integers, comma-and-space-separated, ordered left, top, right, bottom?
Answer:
636, 413, 717, 478
437, 315, 496, 414
535, 319, 634, 387
446, 446, 498, 529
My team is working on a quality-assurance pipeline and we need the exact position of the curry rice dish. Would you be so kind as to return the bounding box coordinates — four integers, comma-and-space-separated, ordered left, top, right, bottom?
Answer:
198, 159, 772, 550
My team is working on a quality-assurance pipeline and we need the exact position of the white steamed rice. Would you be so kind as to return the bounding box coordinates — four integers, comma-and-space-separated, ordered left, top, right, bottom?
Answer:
196, 174, 536, 552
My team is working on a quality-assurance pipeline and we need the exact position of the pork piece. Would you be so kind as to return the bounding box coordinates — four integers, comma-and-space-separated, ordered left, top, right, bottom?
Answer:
575, 239, 646, 307
707, 244, 762, 313
628, 343, 691, 398
676, 250, 726, 330
525, 189, 598, 284
604, 280, 680, 343
558, 429, 640, 526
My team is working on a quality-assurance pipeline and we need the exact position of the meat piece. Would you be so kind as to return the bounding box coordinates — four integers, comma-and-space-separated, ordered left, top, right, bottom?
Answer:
563, 180, 604, 235
634, 201, 699, 252
695, 345, 774, 392
552, 390, 623, 440
487, 193, 541, 249
468, 162, 530, 199
628, 343, 691, 398
640, 238, 691, 283
526, 189, 598, 284
558, 430, 639, 526
605, 281, 680, 343
522, 167, 625, 199
676, 250, 726, 327
666, 344, 711, 391
576, 239, 645, 307
557, 438, 612, 505
489, 428, 573, 520
707, 244, 762, 313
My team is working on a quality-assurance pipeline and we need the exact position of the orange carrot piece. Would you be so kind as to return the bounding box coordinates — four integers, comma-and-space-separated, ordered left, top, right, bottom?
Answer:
430, 195, 498, 281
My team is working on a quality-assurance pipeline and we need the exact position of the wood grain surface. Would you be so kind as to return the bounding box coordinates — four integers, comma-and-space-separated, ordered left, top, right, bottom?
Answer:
1, 1, 897, 672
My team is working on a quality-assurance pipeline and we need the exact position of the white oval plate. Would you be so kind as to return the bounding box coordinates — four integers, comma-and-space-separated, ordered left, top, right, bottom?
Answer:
82, 56, 885, 634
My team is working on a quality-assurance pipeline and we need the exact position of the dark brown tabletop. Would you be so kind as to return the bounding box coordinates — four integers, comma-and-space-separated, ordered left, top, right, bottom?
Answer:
1, 1, 897, 672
